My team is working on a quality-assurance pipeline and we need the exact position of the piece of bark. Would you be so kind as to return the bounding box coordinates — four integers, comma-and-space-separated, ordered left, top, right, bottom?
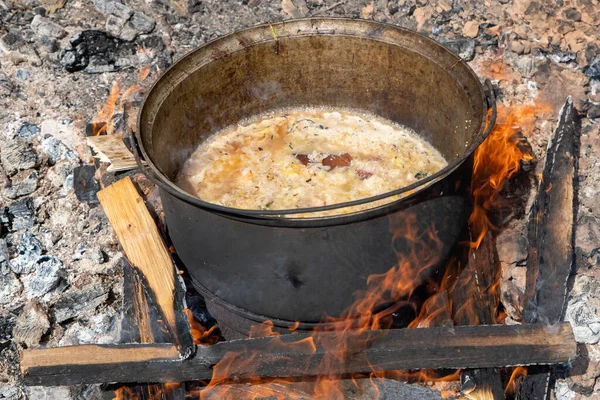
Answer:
97, 177, 193, 358
21, 324, 577, 386
520, 98, 579, 399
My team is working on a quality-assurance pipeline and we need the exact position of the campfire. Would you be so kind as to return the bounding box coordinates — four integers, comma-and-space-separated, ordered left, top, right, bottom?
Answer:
20, 27, 579, 400
2, 2, 597, 400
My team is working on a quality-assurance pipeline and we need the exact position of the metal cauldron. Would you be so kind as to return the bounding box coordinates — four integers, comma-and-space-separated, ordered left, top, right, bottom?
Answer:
133, 18, 496, 337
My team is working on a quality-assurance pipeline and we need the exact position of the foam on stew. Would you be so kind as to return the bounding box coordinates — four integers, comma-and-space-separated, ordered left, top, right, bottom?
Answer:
177, 108, 448, 215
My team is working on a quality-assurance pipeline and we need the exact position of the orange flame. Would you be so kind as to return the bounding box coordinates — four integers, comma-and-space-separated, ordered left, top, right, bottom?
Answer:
470, 103, 551, 249
505, 366, 528, 398
89, 66, 152, 136
183, 308, 220, 346
116, 97, 549, 399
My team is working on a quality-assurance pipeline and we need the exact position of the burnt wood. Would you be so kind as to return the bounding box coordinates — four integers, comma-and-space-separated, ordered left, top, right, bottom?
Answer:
451, 233, 505, 399
97, 177, 194, 358
520, 98, 580, 399
21, 323, 576, 386
109, 258, 178, 399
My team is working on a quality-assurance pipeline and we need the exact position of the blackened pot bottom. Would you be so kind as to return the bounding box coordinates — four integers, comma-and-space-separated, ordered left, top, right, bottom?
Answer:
191, 276, 411, 340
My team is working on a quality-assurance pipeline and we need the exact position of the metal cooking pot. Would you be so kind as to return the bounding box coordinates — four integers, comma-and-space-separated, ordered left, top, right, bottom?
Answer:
133, 18, 496, 334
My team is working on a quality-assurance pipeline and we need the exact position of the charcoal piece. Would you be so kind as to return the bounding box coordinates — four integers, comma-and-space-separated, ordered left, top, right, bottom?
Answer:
129, 12, 155, 34
5, 169, 38, 199
138, 35, 164, 51
60, 30, 136, 73
40, 137, 76, 165
11, 233, 43, 275
73, 165, 101, 204
0, 271, 22, 305
13, 302, 50, 348
0, 239, 8, 273
18, 122, 40, 137
39, 35, 59, 53
588, 104, 600, 119
0, 31, 23, 52
585, 56, 600, 78
93, 0, 133, 19
440, 38, 476, 61
30, 15, 67, 39
5, 197, 36, 232
53, 284, 109, 323
0, 138, 39, 176
24, 256, 63, 299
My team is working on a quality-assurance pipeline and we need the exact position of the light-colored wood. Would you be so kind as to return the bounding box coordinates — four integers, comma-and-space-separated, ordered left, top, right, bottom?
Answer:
86, 134, 140, 172
21, 344, 179, 369
97, 177, 179, 346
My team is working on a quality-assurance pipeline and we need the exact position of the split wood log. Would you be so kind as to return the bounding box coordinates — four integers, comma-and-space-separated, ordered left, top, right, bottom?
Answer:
108, 259, 180, 399
86, 133, 139, 173
21, 323, 576, 386
450, 233, 505, 399
519, 98, 579, 399
97, 177, 193, 358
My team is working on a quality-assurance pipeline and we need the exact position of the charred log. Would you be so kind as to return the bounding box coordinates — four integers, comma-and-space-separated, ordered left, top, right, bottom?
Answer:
21, 323, 576, 386
520, 97, 580, 400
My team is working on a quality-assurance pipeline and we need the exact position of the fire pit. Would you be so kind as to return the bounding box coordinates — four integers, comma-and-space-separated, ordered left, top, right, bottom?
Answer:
133, 18, 495, 337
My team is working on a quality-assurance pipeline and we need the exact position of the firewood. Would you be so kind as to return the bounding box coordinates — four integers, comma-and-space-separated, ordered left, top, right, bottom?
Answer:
450, 233, 505, 399
86, 133, 140, 173
97, 177, 193, 358
108, 259, 178, 399
519, 98, 580, 399
20, 323, 577, 386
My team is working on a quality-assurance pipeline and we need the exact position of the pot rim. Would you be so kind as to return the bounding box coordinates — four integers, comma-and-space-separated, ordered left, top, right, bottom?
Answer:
135, 17, 495, 222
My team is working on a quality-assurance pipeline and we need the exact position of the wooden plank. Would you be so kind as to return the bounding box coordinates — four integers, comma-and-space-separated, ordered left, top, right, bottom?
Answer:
520, 98, 579, 399
97, 177, 193, 357
451, 233, 505, 399
21, 323, 577, 386
87, 134, 140, 172
21, 344, 179, 369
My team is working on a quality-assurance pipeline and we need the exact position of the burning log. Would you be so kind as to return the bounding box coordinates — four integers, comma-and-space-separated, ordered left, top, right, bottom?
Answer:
451, 233, 505, 399
519, 98, 580, 399
20, 323, 576, 386
97, 177, 194, 358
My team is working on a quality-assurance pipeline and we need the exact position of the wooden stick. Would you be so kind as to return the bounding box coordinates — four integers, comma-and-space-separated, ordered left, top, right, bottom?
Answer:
97, 177, 193, 358
520, 98, 579, 398
21, 323, 577, 386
